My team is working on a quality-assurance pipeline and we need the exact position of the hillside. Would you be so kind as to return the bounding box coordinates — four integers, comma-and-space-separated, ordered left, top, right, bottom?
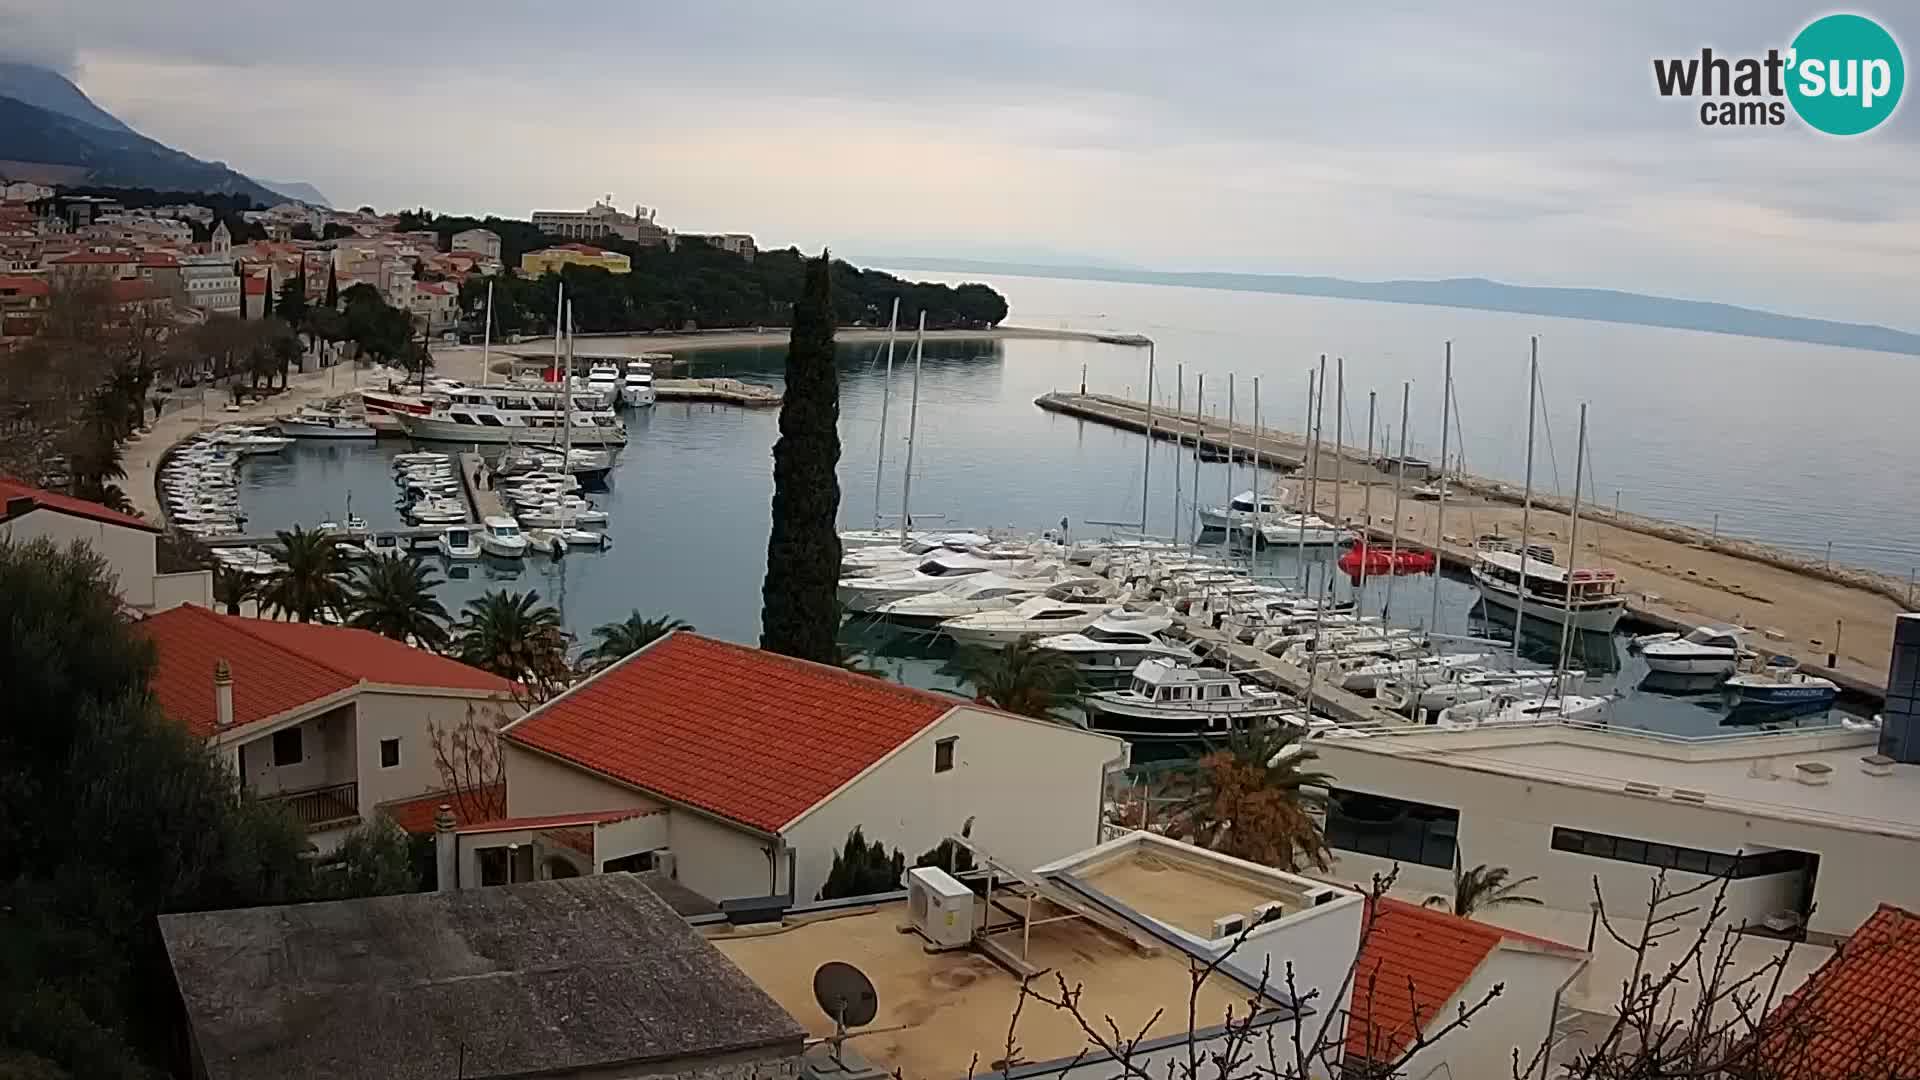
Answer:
868, 257, 1920, 357
257, 178, 332, 207
0, 94, 280, 204
0, 61, 132, 133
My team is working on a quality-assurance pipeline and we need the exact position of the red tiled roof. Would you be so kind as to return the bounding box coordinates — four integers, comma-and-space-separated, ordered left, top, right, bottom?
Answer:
504, 632, 958, 832
139, 605, 513, 739
0, 474, 155, 531
1759, 904, 1920, 1079
139, 252, 179, 268
243, 275, 268, 295
0, 275, 49, 298
51, 249, 136, 264
1346, 898, 1506, 1061
377, 785, 505, 834
455, 808, 658, 835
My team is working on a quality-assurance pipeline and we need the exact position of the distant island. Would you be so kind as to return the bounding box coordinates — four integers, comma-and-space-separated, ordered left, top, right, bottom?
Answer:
862, 257, 1920, 357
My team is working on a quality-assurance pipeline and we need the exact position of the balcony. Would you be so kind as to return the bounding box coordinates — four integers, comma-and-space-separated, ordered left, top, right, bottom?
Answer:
269, 781, 360, 831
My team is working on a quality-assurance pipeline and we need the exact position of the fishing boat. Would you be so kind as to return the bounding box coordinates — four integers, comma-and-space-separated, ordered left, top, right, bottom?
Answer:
1722, 657, 1839, 713
1635, 625, 1756, 675
437, 525, 482, 560
620, 359, 657, 407
1337, 543, 1436, 577
1470, 538, 1626, 633
1032, 611, 1196, 677
479, 516, 529, 559
938, 594, 1139, 649
275, 412, 376, 439
1084, 658, 1303, 742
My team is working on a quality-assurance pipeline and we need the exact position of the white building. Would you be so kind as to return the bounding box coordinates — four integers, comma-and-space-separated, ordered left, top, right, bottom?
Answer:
532, 198, 670, 245
0, 477, 210, 612
407, 280, 458, 331
180, 256, 240, 315
450, 227, 501, 260
2, 180, 53, 201
1308, 718, 1918, 940
675, 231, 757, 259
138, 605, 520, 852
491, 630, 1131, 904
90, 213, 194, 246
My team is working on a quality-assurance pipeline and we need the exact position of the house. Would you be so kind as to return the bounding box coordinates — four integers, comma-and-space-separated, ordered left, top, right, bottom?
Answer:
408, 279, 458, 331
0, 273, 48, 337
137, 605, 517, 850
520, 242, 632, 276
2, 180, 53, 201
450, 226, 500, 260
1343, 897, 1587, 1078
496, 631, 1130, 904
1, 476, 209, 611
47, 247, 139, 284
158, 875, 807, 1080
1756, 903, 1920, 1078
677, 231, 757, 259
105, 278, 173, 320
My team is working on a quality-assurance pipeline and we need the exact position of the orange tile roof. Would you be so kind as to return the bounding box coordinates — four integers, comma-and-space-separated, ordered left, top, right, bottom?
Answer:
52, 249, 137, 264
504, 632, 958, 832
0, 474, 156, 531
0, 275, 49, 298
1345, 898, 1508, 1062
1760, 904, 1920, 1079
378, 785, 506, 834
455, 808, 659, 835
139, 605, 512, 739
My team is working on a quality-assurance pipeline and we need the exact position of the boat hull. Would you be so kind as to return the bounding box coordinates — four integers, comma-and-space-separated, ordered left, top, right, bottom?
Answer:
1724, 681, 1838, 707
276, 419, 376, 439
1472, 571, 1625, 633
1642, 650, 1740, 675
1255, 523, 1347, 547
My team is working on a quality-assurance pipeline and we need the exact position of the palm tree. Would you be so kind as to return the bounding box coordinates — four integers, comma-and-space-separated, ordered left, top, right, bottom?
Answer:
583, 611, 690, 671
1171, 724, 1333, 872
453, 589, 571, 700
957, 638, 1083, 721
344, 554, 450, 649
1424, 861, 1543, 918
260, 526, 346, 622
212, 565, 257, 616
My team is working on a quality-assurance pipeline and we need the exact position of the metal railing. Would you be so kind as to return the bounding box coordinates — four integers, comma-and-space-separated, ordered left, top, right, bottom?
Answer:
269, 781, 360, 829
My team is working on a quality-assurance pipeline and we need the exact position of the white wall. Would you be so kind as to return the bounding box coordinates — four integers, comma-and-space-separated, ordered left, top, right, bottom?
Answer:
1312, 743, 1916, 936
151, 570, 212, 611
238, 706, 354, 796
594, 812, 670, 869
353, 690, 519, 812
782, 707, 1127, 903
671, 810, 780, 902
2, 509, 157, 607
1231, 899, 1366, 1020
1391, 948, 1582, 1080
501, 743, 662, 817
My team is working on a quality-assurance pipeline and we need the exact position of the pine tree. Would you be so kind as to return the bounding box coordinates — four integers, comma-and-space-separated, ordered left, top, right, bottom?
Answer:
758, 251, 843, 663
324, 262, 338, 309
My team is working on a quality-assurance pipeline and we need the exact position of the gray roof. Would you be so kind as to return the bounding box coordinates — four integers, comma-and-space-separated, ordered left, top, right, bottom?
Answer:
158, 875, 805, 1080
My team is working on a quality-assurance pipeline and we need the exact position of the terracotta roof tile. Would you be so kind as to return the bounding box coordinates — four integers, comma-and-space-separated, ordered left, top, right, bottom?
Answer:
504, 632, 957, 832
1346, 898, 1506, 1062
1760, 904, 1920, 1079
0, 474, 156, 531
456, 808, 659, 835
377, 785, 504, 834
139, 605, 512, 739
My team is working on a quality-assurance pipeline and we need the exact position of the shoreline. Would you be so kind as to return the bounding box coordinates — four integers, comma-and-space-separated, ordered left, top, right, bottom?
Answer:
482, 324, 1138, 360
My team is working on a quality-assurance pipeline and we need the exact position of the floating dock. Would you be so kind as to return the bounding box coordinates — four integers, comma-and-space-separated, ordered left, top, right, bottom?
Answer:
458, 452, 508, 521
654, 378, 782, 407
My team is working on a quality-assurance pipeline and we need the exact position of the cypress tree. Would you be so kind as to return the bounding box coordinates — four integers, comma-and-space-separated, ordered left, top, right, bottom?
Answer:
234, 260, 246, 319
324, 262, 338, 309
759, 251, 842, 663
263, 268, 274, 318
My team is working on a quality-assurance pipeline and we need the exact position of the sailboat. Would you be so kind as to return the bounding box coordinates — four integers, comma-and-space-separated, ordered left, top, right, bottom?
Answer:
524, 304, 614, 555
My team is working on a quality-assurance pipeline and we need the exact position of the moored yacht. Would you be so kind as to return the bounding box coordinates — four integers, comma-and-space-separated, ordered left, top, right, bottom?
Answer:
1033, 611, 1196, 678
479, 515, 529, 559
1436, 693, 1613, 728
1722, 657, 1839, 714
620, 359, 657, 407
585, 361, 622, 408
872, 573, 1101, 626
1376, 666, 1559, 715
1084, 658, 1302, 742
275, 411, 376, 439
1338, 651, 1489, 693
1636, 625, 1755, 675
1254, 513, 1348, 547
939, 594, 1139, 650
1197, 490, 1284, 532
437, 525, 482, 560
395, 385, 628, 446
838, 553, 1050, 613
1470, 538, 1626, 633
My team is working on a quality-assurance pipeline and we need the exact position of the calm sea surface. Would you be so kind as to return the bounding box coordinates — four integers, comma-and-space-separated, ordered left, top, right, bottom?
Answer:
231, 272, 1897, 737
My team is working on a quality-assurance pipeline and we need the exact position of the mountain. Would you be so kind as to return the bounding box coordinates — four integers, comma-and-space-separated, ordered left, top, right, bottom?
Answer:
0, 61, 133, 134
864, 257, 1920, 357
0, 94, 281, 203
256, 179, 332, 207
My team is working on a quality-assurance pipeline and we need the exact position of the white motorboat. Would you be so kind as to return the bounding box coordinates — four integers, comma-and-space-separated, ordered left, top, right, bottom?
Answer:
408, 499, 467, 526
276, 412, 376, 439
1377, 667, 1559, 715
437, 525, 482, 560
392, 451, 453, 469
1722, 657, 1839, 713
1033, 611, 1196, 676
837, 553, 1039, 613
209, 432, 293, 455
1254, 514, 1347, 547
621, 359, 657, 407
526, 527, 612, 555
1471, 539, 1626, 633
1278, 634, 1429, 672
1255, 622, 1419, 656
841, 533, 998, 575
1338, 651, 1489, 693
1435, 692, 1612, 728
479, 515, 529, 559
1637, 625, 1755, 675
348, 534, 405, 560
1198, 490, 1285, 532
585, 361, 622, 408
211, 546, 285, 577
939, 594, 1139, 649
1085, 658, 1302, 742
395, 385, 628, 446
875, 574, 1105, 626
517, 502, 609, 528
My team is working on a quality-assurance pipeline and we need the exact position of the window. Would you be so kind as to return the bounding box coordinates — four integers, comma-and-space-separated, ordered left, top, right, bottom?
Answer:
1325, 788, 1459, 869
935, 737, 957, 774
1550, 827, 1812, 879
379, 738, 400, 769
272, 727, 303, 767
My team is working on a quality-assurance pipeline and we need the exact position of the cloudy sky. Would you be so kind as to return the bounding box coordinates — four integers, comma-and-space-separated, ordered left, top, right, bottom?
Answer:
6, 1, 1916, 325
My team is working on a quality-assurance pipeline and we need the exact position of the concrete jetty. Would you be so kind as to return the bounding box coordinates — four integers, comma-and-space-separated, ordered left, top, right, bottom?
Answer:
654, 378, 781, 407
458, 452, 509, 522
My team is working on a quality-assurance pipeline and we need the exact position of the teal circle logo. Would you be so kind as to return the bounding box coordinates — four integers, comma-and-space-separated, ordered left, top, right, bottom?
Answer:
1787, 14, 1904, 135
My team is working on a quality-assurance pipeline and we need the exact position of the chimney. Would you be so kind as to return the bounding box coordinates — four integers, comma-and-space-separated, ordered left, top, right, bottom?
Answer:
213, 659, 234, 730
434, 804, 458, 891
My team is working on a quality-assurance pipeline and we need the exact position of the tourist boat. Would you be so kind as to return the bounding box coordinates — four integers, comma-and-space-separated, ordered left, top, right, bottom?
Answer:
837, 553, 1044, 613
875, 574, 1106, 626
479, 515, 529, 559
1722, 657, 1839, 713
1377, 667, 1560, 715
275, 412, 376, 439
394, 385, 628, 446
1254, 514, 1348, 547
1436, 693, 1613, 728
1084, 658, 1302, 742
1337, 543, 1436, 577
437, 525, 482, 560
1337, 651, 1488, 693
1032, 611, 1196, 677
621, 360, 657, 408
1470, 538, 1626, 633
1198, 490, 1285, 532
1635, 625, 1757, 675
938, 594, 1140, 650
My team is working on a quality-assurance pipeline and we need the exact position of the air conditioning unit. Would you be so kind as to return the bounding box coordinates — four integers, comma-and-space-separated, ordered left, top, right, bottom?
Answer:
904, 866, 974, 950
652, 850, 676, 877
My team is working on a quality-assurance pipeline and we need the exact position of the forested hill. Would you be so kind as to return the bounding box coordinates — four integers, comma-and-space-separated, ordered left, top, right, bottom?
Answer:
419, 212, 1008, 334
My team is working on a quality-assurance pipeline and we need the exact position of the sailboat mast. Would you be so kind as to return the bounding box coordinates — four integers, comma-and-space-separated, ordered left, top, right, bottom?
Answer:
1429, 341, 1452, 632
1295, 367, 1313, 585
897, 311, 926, 544
1555, 403, 1590, 708
1224, 375, 1236, 553
1385, 382, 1409, 619
552, 284, 564, 383
1358, 391, 1375, 599
1190, 373, 1204, 555
1251, 376, 1263, 554
1332, 358, 1344, 574
873, 297, 899, 531
1172, 364, 1184, 547
1513, 337, 1539, 663
481, 280, 493, 388
1140, 341, 1155, 537
1307, 356, 1326, 585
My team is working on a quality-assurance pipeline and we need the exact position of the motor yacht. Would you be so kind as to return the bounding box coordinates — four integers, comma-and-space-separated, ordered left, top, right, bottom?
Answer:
837, 553, 1041, 613
1197, 490, 1285, 532
479, 515, 529, 559
939, 593, 1140, 649
620, 359, 657, 407
1635, 625, 1756, 675
1084, 657, 1302, 742
1032, 611, 1196, 678
1722, 656, 1839, 714
395, 385, 627, 446
276, 412, 376, 439
874, 573, 1104, 626
1337, 651, 1489, 694
1376, 667, 1559, 716
1436, 693, 1612, 728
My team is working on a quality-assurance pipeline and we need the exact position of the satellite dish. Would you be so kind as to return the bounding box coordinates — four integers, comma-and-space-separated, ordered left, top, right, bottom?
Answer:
813, 961, 879, 1029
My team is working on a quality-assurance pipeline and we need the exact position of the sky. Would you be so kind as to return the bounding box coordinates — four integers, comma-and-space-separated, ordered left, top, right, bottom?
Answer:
4, 1, 1917, 326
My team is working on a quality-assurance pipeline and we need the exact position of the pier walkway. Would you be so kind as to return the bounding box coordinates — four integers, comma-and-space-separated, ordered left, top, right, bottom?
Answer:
1036, 392, 1379, 480
654, 378, 781, 407
459, 453, 509, 522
